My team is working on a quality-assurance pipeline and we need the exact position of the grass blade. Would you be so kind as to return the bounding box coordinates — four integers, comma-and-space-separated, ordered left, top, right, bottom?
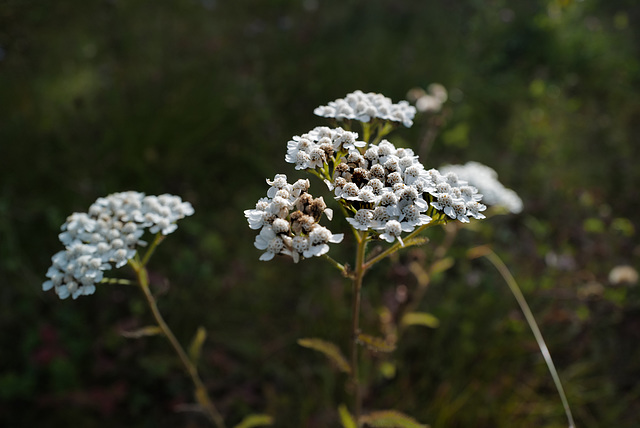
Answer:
473, 246, 575, 428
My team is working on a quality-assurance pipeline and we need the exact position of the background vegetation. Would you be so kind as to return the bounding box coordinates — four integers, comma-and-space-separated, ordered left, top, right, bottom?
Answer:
1, 0, 639, 426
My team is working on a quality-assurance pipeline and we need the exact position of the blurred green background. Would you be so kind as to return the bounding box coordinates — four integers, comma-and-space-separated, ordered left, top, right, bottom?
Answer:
1, 0, 639, 426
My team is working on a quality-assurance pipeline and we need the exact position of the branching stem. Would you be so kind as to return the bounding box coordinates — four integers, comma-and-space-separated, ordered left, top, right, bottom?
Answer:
129, 259, 226, 428
141, 233, 165, 267
363, 218, 446, 271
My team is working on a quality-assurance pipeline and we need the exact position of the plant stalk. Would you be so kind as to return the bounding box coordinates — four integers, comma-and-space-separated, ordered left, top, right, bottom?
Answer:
350, 231, 368, 426
131, 261, 226, 428
483, 248, 575, 428
363, 217, 446, 271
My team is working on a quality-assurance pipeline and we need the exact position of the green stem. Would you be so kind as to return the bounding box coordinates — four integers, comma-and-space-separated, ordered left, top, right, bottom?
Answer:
322, 254, 349, 277
339, 204, 362, 243
350, 231, 368, 427
363, 218, 446, 271
369, 121, 395, 146
141, 233, 165, 267
362, 122, 371, 144
130, 260, 226, 428
100, 278, 135, 285
482, 249, 575, 428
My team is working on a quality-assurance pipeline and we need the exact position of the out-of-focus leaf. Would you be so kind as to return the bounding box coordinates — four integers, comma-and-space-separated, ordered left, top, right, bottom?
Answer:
360, 410, 429, 428
408, 262, 429, 287
121, 325, 162, 339
467, 245, 491, 259
233, 414, 274, 428
338, 404, 357, 428
379, 361, 397, 379
188, 326, 207, 365
429, 257, 454, 274
401, 312, 440, 329
583, 218, 605, 233
442, 122, 469, 147
611, 217, 635, 236
297, 338, 351, 373
357, 334, 395, 353
404, 236, 430, 248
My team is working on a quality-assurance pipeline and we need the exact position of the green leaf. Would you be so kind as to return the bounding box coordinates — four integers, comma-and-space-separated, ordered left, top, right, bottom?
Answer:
401, 312, 440, 329
338, 404, 357, 428
233, 414, 274, 428
429, 257, 454, 275
611, 217, 635, 236
442, 122, 469, 148
404, 236, 430, 247
297, 338, 351, 373
408, 262, 429, 287
357, 334, 396, 353
120, 325, 162, 339
583, 217, 605, 233
379, 361, 397, 379
188, 326, 207, 365
361, 410, 429, 428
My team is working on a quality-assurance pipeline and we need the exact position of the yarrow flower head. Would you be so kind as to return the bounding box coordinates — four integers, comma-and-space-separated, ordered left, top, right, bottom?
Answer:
285, 127, 365, 171
328, 139, 437, 245
421, 169, 486, 222
314, 90, 417, 128
245, 174, 343, 263
439, 161, 522, 214
43, 192, 194, 300
253, 89, 490, 261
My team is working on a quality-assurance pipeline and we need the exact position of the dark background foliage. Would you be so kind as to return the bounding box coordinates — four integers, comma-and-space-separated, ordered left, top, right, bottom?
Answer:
1, 0, 639, 426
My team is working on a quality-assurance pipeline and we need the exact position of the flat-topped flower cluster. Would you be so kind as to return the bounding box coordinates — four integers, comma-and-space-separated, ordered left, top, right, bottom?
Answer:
247, 90, 488, 262
43, 192, 194, 299
327, 140, 486, 244
285, 126, 364, 171
440, 161, 523, 214
314, 90, 417, 128
244, 175, 343, 262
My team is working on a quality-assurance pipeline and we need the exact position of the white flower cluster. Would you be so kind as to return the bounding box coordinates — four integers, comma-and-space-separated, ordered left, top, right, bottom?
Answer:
330, 140, 431, 245
43, 192, 195, 300
314, 90, 417, 128
249, 90, 489, 262
439, 161, 522, 214
407, 83, 448, 113
423, 168, 487, 223
245, 175, 344, 262
285, 126, 364, 171
328, 140, 485, 244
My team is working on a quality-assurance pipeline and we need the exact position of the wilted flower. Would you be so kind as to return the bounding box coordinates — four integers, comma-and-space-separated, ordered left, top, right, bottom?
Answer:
245, 174, 343, 263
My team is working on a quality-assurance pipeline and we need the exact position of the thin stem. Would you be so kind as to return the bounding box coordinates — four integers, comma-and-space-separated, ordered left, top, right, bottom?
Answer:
141, 233, 165, 267
100, 278, 135, 285
130, 260, 226, 428
339, 203, 362, 243
350, 230, 368, 427
370, 121, 395, 146
322, 254, 349, 277
362, 122, 371, 144
415, 223, 457, 299
482, 248, 575, 428
363, 218, 446, 271
417, 111, 448, 162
